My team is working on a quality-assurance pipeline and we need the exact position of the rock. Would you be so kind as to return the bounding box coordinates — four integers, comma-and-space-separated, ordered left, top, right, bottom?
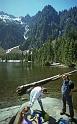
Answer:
0, 106, 20, 124
0, 97, 77, 124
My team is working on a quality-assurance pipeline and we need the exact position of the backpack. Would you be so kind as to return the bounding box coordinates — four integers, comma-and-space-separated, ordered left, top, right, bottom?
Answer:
69, 81, 74, 89
57, 118, 69, 124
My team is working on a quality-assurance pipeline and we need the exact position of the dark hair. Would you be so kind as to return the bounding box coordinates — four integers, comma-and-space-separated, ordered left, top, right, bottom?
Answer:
62, 74, 70, 80
66, 75, 70, 80
43, 88, 47, 93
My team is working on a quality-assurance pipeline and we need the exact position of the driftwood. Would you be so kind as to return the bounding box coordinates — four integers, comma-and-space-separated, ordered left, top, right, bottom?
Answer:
16, 70, 77, 96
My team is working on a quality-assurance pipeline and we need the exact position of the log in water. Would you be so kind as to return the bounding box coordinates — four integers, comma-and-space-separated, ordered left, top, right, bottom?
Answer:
16, 70, 77, 96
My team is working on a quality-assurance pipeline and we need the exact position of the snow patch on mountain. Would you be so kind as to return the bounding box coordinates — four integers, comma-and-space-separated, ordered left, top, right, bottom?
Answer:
6, 46, 19, 54
24, 25, 29, 40
0, 14, 23, 24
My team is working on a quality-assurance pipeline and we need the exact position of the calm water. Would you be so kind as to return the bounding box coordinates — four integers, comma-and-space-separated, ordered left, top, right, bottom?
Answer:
0, 62, 77, 109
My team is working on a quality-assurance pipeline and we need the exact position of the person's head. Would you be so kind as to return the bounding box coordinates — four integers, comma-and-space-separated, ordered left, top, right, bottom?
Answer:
62, 74, 69, 80
22, 106, 30, 114
42, 87, 47, 94
21, 106, 30, 118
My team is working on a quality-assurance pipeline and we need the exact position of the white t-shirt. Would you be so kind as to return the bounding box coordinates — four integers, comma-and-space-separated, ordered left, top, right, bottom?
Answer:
29, 86, 43, 107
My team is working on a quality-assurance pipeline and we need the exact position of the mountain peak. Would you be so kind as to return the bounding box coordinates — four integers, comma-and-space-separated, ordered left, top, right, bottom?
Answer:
0, 11, 7, 15
42, 5, 57, 12
0, 11, 25, 24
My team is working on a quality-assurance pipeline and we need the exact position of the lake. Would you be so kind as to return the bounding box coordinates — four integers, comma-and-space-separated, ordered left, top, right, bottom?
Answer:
0, 62, 77, 109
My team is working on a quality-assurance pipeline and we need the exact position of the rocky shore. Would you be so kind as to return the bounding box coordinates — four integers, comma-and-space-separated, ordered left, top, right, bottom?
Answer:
0, 97, 77, 124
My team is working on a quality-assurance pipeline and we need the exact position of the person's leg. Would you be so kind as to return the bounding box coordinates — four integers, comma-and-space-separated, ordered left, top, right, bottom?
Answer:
38, 99, 44, 111
62, 95, 66, 112
29, 95, 34, 115
66, 95, 74, 118
60, 95, 66, 115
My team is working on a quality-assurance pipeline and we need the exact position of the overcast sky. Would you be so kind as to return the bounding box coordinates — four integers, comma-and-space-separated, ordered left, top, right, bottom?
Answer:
0, 0, 77, 17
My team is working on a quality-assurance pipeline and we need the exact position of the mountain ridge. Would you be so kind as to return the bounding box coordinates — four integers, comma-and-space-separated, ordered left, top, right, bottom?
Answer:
0, 5, 77, 50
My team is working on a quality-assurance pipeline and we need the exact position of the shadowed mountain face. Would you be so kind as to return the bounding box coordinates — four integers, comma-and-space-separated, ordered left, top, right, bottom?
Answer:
0, 22, 25, 49
0, 5, 77, 50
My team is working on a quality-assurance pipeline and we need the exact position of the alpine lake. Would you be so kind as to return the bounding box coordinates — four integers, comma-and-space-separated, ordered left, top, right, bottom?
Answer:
0, 62, 77, 112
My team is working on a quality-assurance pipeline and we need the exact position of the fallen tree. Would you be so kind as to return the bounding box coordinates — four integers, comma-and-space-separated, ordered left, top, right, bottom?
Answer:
16, 70, 77, 96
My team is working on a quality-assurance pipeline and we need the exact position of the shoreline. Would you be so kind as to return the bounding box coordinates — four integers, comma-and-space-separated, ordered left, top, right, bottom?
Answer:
50, 62, 68, 68
51, 64, 68, 68
0, 60, 21, 62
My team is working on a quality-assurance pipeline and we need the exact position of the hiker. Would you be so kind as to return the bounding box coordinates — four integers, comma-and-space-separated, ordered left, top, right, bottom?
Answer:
60, 74, 74, 119
29, 86, 47, 114
18, 107, 40, 124
17, 107, 31, 124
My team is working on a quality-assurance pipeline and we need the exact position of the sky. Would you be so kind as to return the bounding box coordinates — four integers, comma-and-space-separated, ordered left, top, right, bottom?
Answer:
0, 0, 77, 17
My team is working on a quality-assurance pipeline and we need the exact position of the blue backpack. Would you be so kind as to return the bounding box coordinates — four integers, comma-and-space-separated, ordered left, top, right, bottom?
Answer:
58, 118, 69, 124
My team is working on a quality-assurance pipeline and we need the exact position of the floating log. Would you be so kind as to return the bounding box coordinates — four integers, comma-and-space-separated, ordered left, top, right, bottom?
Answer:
16, 74, 60, 96
16, 70, 77, 96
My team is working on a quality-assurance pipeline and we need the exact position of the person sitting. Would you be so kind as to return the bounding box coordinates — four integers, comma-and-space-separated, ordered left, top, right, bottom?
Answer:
18, 106, 42, 124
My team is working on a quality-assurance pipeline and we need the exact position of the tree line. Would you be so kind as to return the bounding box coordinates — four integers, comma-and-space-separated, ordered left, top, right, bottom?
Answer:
32, 35, 77, 66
